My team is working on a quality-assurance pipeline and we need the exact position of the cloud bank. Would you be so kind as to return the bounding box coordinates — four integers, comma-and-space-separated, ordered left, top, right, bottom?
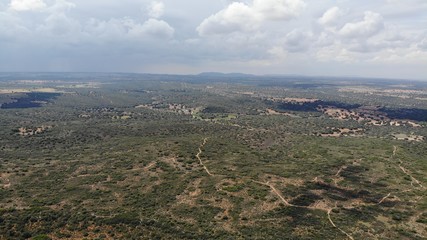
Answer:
197, 0, 306, 36
0, 0, 426, 79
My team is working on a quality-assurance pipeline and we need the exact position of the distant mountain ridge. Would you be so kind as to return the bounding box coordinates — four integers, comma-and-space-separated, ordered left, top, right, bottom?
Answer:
197, 72, 255, 77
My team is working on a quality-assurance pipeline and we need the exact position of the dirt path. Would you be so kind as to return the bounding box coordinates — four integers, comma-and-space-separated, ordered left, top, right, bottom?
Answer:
333, 166, 347, 186
196, 138, 213, 176
252, 180, 292, 206
253, 180, 354, 240
246, 145, 424, 239
0, 174, 11, 189
377, 193, 392, 205
398, 165, 424, 188
393, 146, 424, 189
328, 209, 355, 240
335, 166, 346, 177
3, 180, 11, 189
143, 161, 157, 170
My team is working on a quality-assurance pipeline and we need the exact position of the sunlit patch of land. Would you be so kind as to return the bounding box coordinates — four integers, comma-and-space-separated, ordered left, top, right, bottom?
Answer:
0, 88, 61, 94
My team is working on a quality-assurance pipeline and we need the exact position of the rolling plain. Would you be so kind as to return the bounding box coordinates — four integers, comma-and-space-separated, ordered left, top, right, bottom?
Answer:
0, 73, 426, 239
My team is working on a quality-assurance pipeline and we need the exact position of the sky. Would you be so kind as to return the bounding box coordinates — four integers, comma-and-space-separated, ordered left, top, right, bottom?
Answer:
0, 0, 426, 80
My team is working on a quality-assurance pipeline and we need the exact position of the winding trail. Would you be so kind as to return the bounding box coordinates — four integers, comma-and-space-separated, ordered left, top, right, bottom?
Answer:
370, 145, 425, 207
252, 180, 354, 240
398, 165, 424, 188
189, 142, 421, 239
332, 163, 393, 206
333, 166, 347, 186
328, 209, 355, 240
393, 146, 425, 189
196, 138, 213, 176
392, 146, 397, 156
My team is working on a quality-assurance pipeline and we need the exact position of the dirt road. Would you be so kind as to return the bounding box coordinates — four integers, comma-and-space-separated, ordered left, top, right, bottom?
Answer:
196, 138, 213, 176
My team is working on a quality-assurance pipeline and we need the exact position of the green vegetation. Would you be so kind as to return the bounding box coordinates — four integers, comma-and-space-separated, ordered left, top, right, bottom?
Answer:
0, 73, 426, 239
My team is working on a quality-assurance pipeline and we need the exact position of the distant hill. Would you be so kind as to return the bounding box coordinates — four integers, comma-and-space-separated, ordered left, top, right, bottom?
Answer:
197, 72, 255, 78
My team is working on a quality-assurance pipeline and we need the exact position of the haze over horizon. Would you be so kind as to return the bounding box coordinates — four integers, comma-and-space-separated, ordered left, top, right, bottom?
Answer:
1, 0, 426, 80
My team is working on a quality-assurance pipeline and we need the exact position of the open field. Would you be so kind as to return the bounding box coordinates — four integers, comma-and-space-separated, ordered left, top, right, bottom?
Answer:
0, 73, 426, 239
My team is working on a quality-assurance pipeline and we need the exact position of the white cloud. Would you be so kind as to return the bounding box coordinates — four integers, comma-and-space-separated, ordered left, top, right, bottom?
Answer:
268, 46, 287, 60
318, 6, 342, 26
382, 0, 427, 17
131, 18, 174, 39
28, 0, 79, 41
84, 18, 134, 41
147, 1, 165, 19
197, 0, 305, 36
0, 0, 426, 79
9, 0, 46, 11
316, 44, 357, 63
284, 29, 312, 52
85, 17, 174, 41
48, 0, 75, 13
38, 12, 80, 37
370, 46, 427, 64
253, 0, 306, 21
418, 38, 427, 50
197, 2, 259, 36
315, 32, 335, 47
0, 11, 29, 40
339, 11, 384, 38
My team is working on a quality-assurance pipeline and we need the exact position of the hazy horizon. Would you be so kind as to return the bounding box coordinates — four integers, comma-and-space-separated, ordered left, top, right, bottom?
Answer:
0, 71, 425, 82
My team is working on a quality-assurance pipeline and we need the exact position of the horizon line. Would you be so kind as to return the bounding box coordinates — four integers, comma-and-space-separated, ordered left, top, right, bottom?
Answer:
0, 71, 424, 82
